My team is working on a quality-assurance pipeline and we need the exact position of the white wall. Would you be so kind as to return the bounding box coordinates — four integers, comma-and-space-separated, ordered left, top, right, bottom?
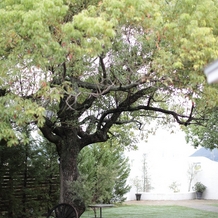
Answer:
190, 157, 218, 199
124, 129, 218, 200
125, 156, 218, 200
140, 192, 196, 200
125, 156, 195, 200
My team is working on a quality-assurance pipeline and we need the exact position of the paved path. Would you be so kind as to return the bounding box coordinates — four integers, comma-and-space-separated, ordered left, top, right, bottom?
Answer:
124, 200, 218, 213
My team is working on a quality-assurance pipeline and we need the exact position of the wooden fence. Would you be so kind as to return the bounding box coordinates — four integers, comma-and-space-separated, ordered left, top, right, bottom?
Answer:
0, 169, 59, 218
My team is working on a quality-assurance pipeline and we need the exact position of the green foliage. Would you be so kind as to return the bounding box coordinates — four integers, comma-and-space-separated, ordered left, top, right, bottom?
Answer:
112, 152, 131, 202
193, 182, 206, 193
185, 108, 218, 149
67, 175, 93, 209
74, 143, 131, 205
0, 129, 59, 217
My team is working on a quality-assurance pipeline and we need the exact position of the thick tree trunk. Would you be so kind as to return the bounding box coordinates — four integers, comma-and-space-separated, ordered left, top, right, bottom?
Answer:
59, 133, 85, 217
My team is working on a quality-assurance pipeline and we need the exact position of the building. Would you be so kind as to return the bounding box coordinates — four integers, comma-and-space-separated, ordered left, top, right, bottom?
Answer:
125, 130, 218, 200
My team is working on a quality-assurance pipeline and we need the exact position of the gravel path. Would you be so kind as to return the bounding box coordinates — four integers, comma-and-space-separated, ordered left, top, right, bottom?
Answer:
124, 200, 218, 213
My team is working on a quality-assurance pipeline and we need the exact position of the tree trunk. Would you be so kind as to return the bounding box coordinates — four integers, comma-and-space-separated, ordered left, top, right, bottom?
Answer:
59, 133, 85, 217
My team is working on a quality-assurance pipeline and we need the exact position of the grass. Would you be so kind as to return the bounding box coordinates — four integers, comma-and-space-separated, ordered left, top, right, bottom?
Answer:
80, 205, 218, 218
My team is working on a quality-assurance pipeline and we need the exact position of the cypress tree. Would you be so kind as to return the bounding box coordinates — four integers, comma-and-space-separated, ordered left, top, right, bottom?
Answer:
76, 143, 130, 205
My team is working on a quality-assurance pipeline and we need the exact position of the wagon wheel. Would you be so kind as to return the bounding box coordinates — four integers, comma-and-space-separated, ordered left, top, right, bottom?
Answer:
47, 203, 78, 218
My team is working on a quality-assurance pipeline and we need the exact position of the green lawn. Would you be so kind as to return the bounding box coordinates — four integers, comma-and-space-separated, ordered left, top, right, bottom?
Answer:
80, 205, 218, 218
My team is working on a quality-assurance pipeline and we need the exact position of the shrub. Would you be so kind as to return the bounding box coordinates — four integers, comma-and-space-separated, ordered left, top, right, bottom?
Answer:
193, 182, 206, 193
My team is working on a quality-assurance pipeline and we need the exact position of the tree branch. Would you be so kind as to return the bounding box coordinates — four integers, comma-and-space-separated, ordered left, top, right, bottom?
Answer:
39, 118, 62, 143
114, 119, 143, 130
72, 77, 149, 94
104, 104, 200, 126
99, 55, 107, 82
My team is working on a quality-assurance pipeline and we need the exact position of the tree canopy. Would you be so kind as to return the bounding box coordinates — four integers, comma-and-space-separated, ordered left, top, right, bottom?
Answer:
1, 0, 218, 145
1, 0, 218, 214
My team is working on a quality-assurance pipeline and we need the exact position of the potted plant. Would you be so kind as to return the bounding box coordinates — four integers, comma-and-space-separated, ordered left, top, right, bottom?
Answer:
193, 182, 206, 199
133, 176, 142, 201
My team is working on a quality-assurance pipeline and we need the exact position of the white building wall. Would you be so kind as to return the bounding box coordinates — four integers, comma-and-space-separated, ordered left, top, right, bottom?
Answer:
140, 192, 196, 200
125, 156, 218, 200
190, 157, 218, 199
125, 129, 218, 201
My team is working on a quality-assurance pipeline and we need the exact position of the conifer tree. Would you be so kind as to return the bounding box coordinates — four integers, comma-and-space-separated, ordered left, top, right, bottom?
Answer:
76, 142, 130, 205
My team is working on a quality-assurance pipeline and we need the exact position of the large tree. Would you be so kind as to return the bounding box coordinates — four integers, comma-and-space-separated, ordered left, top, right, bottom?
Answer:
1, 0, 218, 215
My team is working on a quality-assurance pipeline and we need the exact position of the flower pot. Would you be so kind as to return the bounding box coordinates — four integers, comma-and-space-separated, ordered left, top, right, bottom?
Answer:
135, 193, 142, 201
196, 192, 203, 199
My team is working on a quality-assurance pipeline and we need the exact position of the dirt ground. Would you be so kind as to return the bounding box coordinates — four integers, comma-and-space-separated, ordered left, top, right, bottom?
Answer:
124, 200, 218, 213
125, 199, 218, 206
